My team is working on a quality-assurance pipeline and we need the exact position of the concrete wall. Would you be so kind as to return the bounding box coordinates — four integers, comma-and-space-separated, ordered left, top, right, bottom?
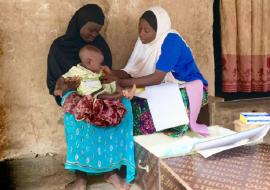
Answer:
0, 0, 214, 160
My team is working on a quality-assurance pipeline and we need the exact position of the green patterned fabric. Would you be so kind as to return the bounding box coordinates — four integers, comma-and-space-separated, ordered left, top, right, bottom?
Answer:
132, 97, 145, 136
132, 88, 208, 137
131, 96, 156, 136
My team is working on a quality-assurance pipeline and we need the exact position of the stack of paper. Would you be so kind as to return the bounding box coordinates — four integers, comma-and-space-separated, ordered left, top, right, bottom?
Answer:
193, 124, 270, 158
134, 126, 236, 158
135, 125, 270, 158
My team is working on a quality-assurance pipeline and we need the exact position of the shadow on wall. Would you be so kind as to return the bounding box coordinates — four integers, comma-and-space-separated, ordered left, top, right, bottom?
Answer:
0, 32, 8, 159
0, 37, 2, 56
0, 106, 7, 158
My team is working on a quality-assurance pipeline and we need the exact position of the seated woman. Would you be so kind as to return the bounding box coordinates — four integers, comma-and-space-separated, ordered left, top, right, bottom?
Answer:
103, 6, 209, 137
47, 4, 134, 190
55, 44, 136, 126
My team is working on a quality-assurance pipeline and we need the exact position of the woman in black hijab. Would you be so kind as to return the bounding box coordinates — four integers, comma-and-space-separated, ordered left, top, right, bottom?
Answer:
47, 4, 112, 105
46, 4, 134, 190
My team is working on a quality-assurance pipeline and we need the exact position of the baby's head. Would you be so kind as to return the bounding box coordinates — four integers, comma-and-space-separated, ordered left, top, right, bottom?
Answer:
79, 45, 104, 73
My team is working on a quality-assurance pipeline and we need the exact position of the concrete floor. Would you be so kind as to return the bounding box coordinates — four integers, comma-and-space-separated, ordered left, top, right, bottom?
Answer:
0, 154, 141, 190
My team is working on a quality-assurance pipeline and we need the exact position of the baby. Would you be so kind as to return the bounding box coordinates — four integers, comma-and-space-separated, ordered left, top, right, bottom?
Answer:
54, 44, 136, 99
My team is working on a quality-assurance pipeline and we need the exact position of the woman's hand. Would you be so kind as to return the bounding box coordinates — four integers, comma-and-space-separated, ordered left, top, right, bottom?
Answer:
54, 76, 81, 97
64, 76, 81, 90
54, 77, 65, 97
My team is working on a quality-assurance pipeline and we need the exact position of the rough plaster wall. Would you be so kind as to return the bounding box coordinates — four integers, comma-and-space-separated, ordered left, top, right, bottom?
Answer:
0, 0, 214, 159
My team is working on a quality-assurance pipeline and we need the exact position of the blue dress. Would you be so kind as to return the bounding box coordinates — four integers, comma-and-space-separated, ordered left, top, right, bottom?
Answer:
156, 33, 208, 86
61, 91, 135, 183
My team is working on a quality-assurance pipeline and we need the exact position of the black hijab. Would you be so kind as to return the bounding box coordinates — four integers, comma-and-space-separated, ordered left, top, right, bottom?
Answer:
47, 4, 112, 105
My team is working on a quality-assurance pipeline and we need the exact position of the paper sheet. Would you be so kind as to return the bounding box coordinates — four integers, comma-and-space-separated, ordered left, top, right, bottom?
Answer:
136, 83, 189, 131
194, 125, 270, 158
134, 126, 236, 158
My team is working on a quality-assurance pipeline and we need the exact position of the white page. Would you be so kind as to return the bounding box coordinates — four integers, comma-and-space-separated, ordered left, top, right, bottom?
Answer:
194, 125, 270, 158
193, 125, 270, 150
136, 83, 189, 131
197, 139, 249, 158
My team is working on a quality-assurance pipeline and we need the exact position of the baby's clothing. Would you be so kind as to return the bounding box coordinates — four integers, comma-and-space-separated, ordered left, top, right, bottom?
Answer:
62, 64, 126, 127
63, 64, 116, 97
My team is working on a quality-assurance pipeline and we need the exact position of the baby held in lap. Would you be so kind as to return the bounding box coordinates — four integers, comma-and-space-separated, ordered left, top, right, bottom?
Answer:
54, 45, 136, 126
54, 44, 136, 99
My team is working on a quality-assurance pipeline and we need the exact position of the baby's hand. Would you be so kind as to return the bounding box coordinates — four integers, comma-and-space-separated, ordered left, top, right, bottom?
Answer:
101, 66, 112, 76
101, 73, 119, 84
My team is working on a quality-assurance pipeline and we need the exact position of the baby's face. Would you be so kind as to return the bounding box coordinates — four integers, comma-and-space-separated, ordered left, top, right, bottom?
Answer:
80, 50, 103, 73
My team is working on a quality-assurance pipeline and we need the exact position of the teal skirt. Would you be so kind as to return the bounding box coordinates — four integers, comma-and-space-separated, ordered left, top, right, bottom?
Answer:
61, 91, 135, 183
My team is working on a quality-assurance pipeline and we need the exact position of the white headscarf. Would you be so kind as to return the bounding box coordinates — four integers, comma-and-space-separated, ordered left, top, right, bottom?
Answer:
123, 6, 178, 81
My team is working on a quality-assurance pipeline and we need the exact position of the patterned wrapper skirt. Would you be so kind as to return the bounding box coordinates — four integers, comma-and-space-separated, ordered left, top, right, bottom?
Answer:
61, 91, 135, 183
63, 92, 126, 127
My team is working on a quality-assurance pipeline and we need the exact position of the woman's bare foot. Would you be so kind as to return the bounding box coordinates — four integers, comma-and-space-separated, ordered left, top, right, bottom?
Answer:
104, 172, 123, 190
104, 172, 131, 190
65, 179, 87, 190
65, 172, 87, 190
120, 180, 131, 190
